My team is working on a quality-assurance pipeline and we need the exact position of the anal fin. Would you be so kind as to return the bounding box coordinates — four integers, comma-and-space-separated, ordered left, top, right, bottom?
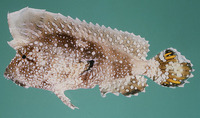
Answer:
99, 75, 147, 97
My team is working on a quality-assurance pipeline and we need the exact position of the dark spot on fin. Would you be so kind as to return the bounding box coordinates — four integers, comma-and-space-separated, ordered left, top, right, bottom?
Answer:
164, 49, 176, 60
81, 60, 95, 75
122, 89, 141, 96
86, 60, 94, 71
79, 60, 95, 85
120, 77, 146, 96
165, 49, 174, 56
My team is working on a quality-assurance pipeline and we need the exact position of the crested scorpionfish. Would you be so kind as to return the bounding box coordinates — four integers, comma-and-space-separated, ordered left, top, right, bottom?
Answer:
4, 7, 194, 109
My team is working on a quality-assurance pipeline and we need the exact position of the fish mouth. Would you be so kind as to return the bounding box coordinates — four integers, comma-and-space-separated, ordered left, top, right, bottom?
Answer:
4, 68, 14, 80
4, 68, 26, 87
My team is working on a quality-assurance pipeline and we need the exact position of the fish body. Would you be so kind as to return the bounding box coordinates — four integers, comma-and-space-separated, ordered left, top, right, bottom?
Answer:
4, 8, 193, 109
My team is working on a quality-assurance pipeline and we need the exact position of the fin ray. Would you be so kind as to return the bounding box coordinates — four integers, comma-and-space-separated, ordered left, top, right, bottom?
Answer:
8, 7, 149, 60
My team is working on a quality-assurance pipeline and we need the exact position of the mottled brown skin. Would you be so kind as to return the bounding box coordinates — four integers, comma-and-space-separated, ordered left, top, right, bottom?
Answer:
5, 31, 137, 93
119, 77, 146, 96
5, 8, 193, 109
5, 43, 52, 90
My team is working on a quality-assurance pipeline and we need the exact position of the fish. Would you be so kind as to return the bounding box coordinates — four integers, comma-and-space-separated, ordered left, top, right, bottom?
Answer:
4, 7, 194, 109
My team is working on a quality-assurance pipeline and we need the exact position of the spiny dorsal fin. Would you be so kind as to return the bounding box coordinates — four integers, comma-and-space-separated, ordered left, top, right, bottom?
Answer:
8, 7, 149, 60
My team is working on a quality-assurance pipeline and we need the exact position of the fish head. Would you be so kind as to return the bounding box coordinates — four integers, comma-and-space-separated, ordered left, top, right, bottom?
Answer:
4, 43, 50, 89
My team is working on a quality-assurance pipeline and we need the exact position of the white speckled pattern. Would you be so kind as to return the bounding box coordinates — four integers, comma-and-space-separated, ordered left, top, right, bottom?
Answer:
4, 7, 194, 109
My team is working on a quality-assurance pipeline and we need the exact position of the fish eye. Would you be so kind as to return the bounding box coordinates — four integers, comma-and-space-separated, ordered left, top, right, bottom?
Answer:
22, 55, 26, 59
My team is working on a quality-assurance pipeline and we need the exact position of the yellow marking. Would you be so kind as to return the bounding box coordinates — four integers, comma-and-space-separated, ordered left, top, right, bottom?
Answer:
165, 55, 176, 60
164, 52, 172, 57
167, 79, 181, 84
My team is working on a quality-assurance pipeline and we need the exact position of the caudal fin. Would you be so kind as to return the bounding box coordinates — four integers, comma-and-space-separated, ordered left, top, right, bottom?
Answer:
148, 48, 194, 87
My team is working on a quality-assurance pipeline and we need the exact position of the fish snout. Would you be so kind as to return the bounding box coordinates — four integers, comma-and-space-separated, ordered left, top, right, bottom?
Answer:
4, 67, 27, 87
4, 67, 14, 80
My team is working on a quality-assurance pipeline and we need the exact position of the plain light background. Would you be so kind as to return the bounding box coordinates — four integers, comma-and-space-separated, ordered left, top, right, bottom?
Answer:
0, 0, 199, 118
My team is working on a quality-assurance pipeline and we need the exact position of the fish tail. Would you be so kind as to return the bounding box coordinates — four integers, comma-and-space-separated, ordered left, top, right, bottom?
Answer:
146, 48, 194, 87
